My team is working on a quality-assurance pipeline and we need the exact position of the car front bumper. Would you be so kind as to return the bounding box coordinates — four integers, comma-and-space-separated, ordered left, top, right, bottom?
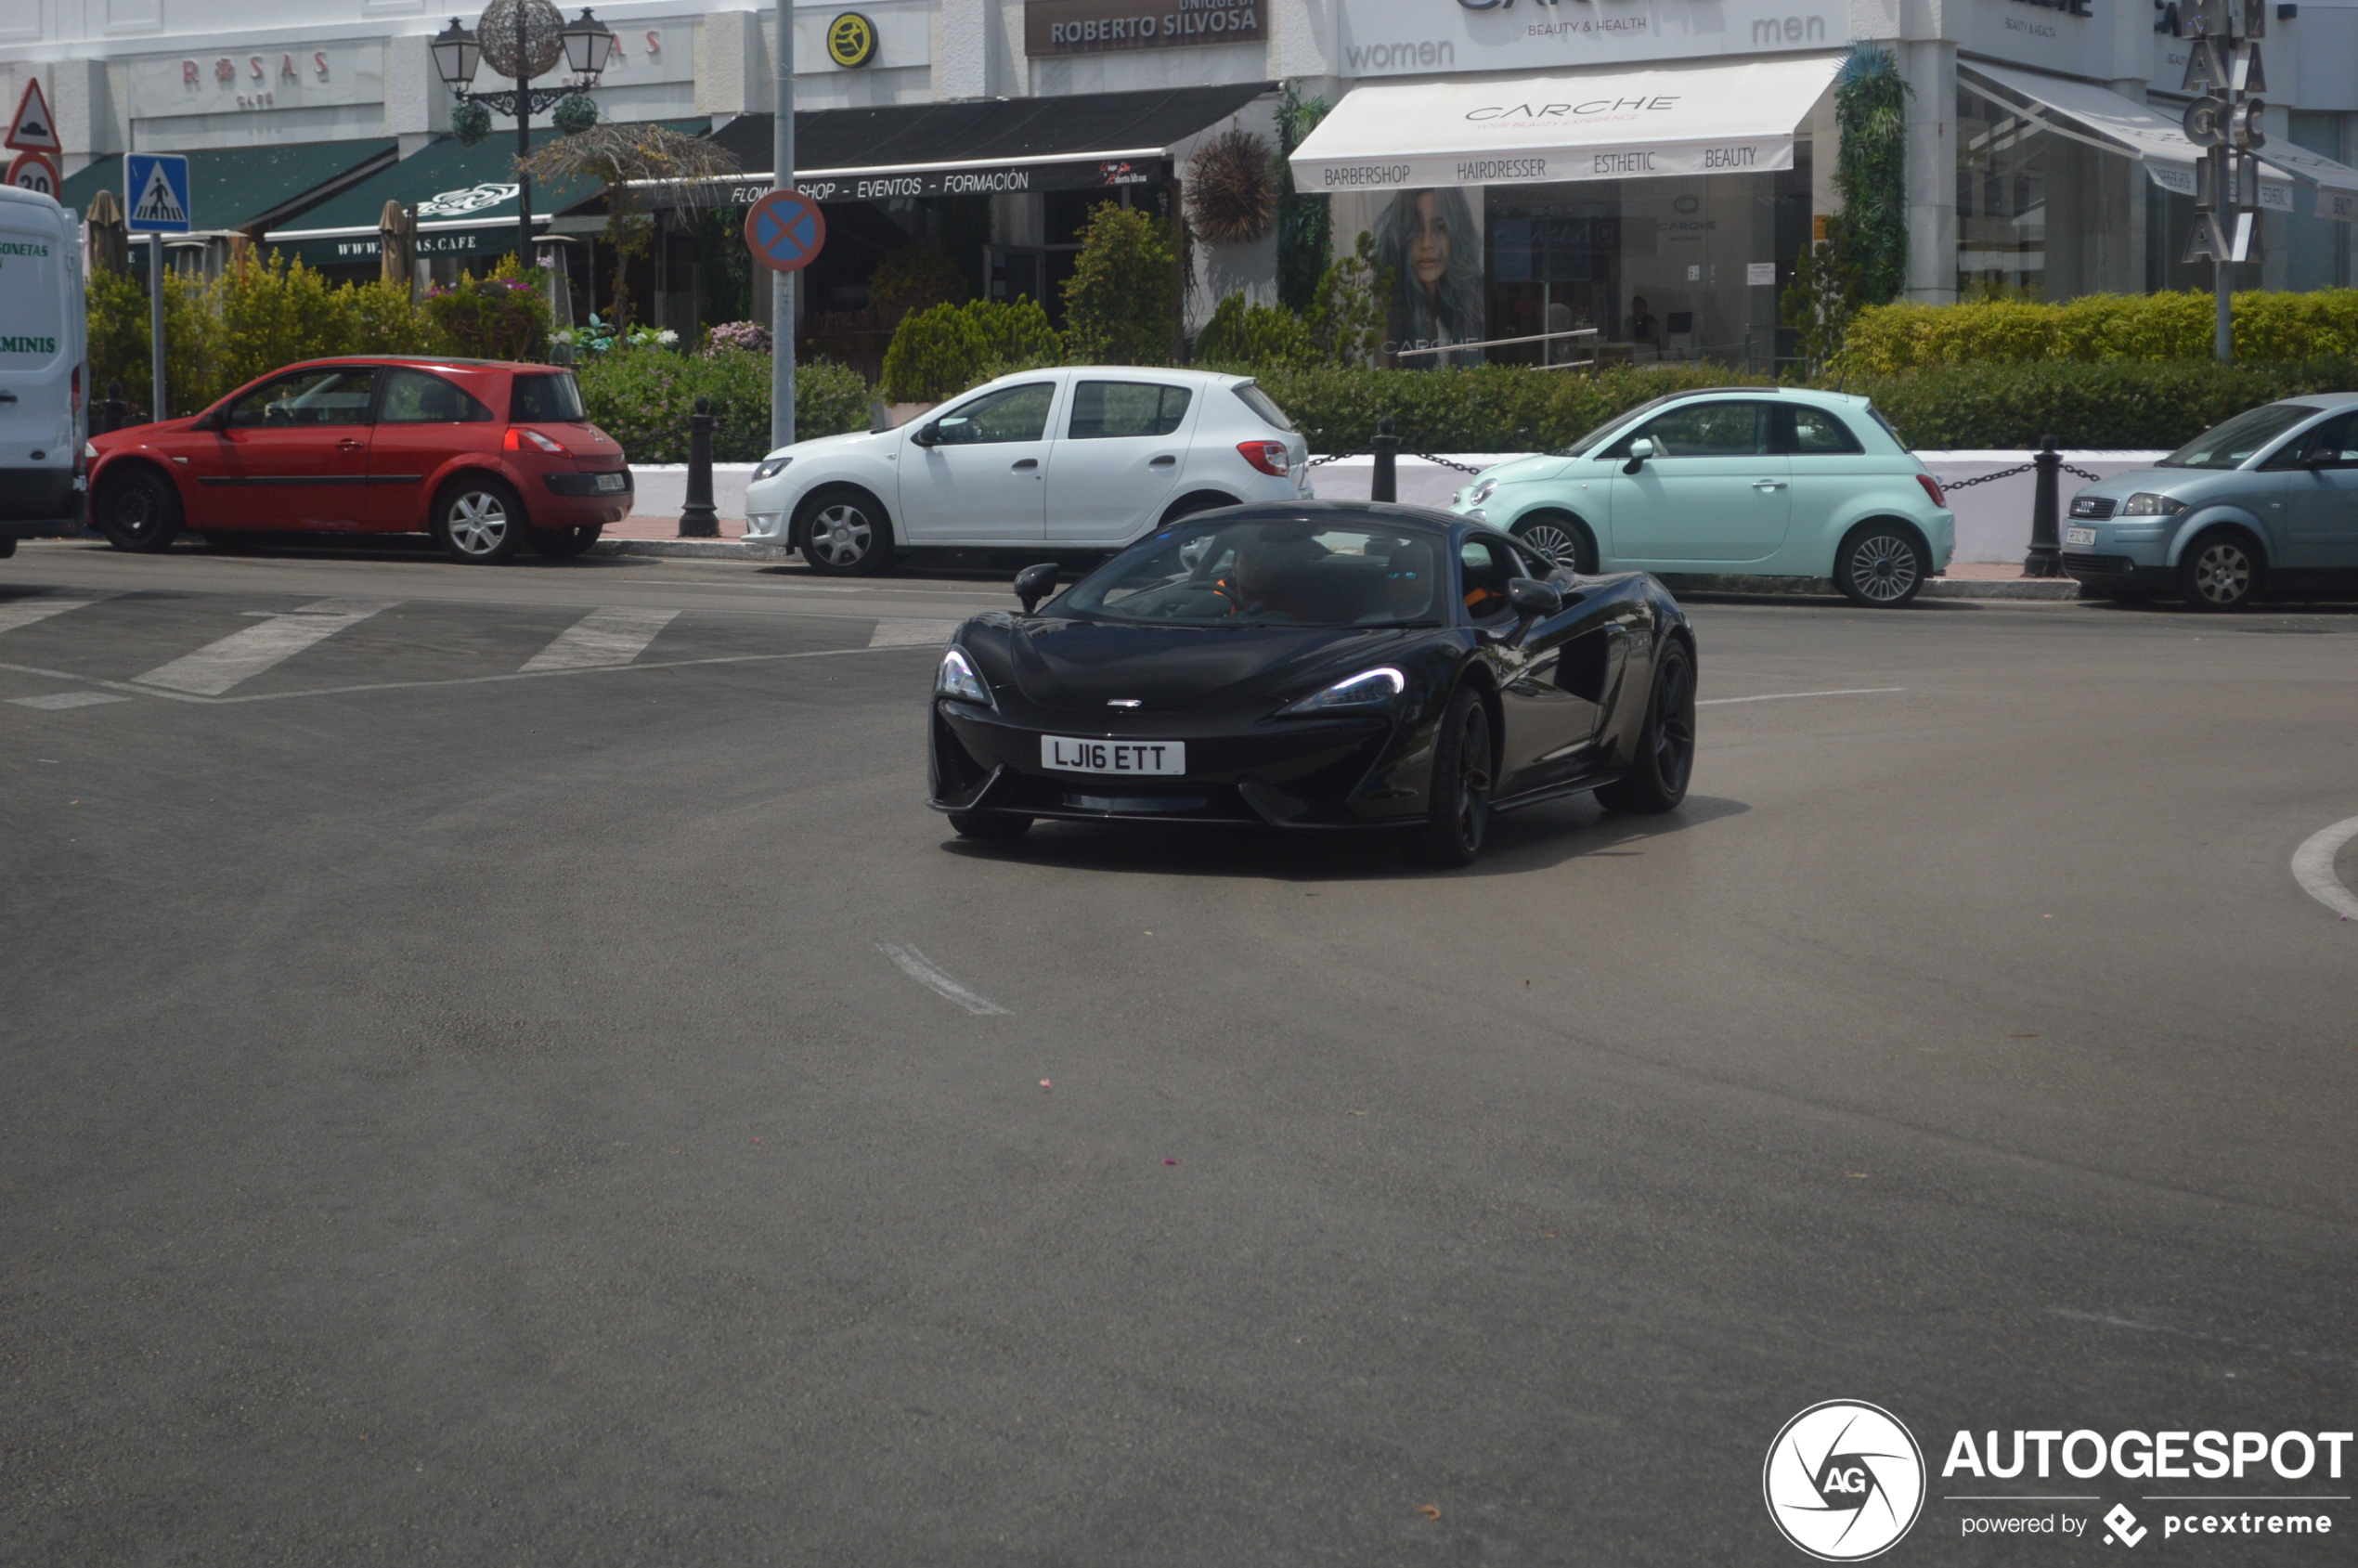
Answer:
929, 699, 1417, 827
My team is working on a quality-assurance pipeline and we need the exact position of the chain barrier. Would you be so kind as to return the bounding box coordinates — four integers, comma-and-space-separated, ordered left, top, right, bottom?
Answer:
1939, 460, 2104, 490
1303, 449, 1487, 475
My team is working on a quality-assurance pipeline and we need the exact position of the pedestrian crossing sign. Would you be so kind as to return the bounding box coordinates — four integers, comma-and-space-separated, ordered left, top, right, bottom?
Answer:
126, 153, 190, 233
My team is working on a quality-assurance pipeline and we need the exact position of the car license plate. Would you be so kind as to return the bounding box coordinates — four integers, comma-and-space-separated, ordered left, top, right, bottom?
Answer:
1041, 735, 1185, 775
2065, 525, 2097, 546
594, 472, 628, 493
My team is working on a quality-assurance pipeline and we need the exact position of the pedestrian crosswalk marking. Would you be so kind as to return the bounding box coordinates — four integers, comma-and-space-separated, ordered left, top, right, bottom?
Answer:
131, 597, 398, 696
520, 606, 680, 672
868, 618, 963, 649
9, 691, 129, 709
0, 595, 117, 636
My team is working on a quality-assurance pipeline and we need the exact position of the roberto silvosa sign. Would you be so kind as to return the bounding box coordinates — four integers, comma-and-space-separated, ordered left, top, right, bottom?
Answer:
1025, 0, 1265, 55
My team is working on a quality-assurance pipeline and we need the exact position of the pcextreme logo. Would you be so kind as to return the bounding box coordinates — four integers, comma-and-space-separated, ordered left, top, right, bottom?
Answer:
1764, 1401, 1928, 1561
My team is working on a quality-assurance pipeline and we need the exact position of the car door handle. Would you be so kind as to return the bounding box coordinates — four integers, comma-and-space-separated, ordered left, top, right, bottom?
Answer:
1012, 459, 1038, 471
1753, 479, 1786, 490
1149, 454, 1177, 467
334, 437, 365, 452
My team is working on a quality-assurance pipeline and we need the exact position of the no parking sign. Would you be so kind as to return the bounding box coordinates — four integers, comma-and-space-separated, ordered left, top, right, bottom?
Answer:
743, 188, 825, 274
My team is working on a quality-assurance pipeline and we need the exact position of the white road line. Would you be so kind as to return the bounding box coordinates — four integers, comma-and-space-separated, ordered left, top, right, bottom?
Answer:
132, 597, 398, 696
868, 618, 965, 649
9, 691, 130, 710
520, 606, 680, 672
876, 942, 1012, 1017
2290, 814, 2358, 921
0, 594, 118, 635
1697, 686, 1907, 706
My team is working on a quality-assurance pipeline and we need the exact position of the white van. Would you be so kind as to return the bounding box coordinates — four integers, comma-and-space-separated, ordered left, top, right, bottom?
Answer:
0, 184, 84, 559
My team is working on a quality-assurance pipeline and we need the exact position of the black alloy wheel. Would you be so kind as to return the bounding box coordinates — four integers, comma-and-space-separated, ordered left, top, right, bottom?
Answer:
799, 488, 895, 577
431, 475, 526, 564
1513, 514, 1598, 575
949, 811, 1032, 841
1410, 686, 1494, 868
2178, 531, 2261, 611
529, 523, 602, 559
94, 467, 183, 553
1835, 525, 1929, 607
1596, 639, 1696, 814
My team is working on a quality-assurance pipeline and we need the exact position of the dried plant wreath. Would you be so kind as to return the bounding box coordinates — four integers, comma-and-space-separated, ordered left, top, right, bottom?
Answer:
1185, 129, 1279, 246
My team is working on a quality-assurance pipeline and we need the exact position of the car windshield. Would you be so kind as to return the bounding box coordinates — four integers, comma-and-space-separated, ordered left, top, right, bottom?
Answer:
1556, 394, 1683, 457
2160, 403, 2319, 469
1058, 520, 1442, 628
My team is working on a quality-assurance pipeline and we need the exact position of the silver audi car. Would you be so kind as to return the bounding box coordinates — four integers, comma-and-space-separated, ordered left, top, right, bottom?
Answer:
2063, 393, 2358, 610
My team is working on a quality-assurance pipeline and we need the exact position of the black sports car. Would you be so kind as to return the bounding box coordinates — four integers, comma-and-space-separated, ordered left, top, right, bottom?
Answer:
926, 501, 1697, 865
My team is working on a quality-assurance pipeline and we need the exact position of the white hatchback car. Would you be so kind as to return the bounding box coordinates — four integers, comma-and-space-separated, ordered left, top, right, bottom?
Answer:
742, 367, 1312, 574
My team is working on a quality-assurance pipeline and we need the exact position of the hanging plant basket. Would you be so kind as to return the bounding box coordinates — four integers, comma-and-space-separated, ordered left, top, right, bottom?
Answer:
1185, 129, 1279, 246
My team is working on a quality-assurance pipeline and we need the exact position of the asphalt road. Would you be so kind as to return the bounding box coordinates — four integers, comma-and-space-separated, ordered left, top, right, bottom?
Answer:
4, 538, 2354, 1566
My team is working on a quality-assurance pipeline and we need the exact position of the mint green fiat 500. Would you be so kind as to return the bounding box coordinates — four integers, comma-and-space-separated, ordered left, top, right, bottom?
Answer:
1449, 387, 1956, 607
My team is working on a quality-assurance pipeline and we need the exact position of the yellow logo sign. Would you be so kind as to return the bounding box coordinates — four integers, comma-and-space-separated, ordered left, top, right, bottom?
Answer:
826, 12, 876, 67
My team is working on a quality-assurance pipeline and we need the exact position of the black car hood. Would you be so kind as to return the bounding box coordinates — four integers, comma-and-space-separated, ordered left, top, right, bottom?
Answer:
1004, 619, 1432, 714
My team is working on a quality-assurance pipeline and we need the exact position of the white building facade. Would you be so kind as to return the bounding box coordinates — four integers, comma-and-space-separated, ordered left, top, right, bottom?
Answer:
2, 0, 2352, 365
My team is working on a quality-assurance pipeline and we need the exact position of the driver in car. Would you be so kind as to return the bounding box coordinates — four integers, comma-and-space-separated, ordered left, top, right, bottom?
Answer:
1214, 536, 1325, 621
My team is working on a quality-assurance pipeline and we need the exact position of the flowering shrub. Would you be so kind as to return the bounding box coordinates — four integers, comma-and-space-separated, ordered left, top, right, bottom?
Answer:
554, 316, 680, 356
421, 258, 552, 361
706, 319, 772, 356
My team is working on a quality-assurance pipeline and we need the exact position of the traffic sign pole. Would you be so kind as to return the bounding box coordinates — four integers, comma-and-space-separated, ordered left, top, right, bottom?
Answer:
149, 234, 164, 420
773, 0, 795, 450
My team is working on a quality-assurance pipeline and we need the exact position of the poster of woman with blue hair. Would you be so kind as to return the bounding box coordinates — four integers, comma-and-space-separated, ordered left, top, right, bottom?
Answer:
1374, 188, 1485, 369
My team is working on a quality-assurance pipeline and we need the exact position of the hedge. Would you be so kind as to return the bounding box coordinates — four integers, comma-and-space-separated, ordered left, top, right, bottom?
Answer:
576, 347, 870, 461
1838, 291, 2358, 372
1200, 359, 2358, 454
1836, 358, 2358, 449
1247, 363, 1769, 454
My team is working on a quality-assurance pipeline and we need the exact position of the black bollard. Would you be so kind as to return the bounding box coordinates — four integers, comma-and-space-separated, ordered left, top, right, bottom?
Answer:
679, 395, 719, 538
2024, 434, 2062, 578
101, 380, 127, 435
1370, 414, 1399, 503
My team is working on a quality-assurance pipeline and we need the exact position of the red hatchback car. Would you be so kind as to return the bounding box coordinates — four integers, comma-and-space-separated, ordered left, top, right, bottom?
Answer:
85, 356, 633, 564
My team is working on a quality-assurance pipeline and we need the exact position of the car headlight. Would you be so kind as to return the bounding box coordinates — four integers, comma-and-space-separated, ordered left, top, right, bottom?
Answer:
936, 646, 992, 706
2121, 492, 2185, 516
1468, 478, 1497, 506
752, 454, 793, 482
1279, 666, 1406, 716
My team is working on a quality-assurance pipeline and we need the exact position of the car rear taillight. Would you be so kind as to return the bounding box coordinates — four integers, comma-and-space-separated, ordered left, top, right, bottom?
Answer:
1916, 473, 1947, 507
1237, 439, 1290, 476
70, 365, 80, 414
506, 426, 570, 455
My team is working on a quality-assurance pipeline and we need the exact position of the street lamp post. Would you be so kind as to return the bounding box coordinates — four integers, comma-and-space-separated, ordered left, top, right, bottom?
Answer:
2179, 0, 2268, 363
432, 6, 616, 266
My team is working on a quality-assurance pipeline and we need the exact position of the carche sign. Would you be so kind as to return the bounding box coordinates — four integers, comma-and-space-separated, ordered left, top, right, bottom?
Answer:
1024, 0, 1266, 56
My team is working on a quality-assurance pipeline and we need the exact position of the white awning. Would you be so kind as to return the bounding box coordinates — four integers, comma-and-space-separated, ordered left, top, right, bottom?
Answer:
1288, 54, 1842, 194
1958, 59, 2358, 221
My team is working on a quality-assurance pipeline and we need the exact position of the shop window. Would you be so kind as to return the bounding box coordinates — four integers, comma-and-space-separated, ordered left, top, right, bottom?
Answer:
1956, 84, 2138, 302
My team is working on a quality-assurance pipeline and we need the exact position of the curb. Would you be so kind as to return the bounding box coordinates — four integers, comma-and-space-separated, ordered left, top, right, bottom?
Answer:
593, 538, 794, 562
1658, 572, 2080, 602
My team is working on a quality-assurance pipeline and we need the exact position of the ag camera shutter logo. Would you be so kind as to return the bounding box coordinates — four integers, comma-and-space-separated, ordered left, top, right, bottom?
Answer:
1764, 1400, 1926, 1561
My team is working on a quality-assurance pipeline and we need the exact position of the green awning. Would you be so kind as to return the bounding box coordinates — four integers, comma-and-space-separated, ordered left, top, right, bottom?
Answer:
64, 139, 396, 234
262, 121, 709, 269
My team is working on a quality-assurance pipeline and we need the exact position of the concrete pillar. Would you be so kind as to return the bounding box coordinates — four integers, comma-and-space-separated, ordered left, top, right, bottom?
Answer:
697, 10, 761, 117
1901, 38, 1958, 303
939, 0, 994, 98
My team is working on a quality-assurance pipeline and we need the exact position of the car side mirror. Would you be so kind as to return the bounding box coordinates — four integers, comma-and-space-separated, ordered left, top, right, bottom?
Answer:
1622, 436, 1655, 475
1014, 561, 1060, 615
1503, 576, 1563, 647
909, 421, 938, 447
2304, 448, 2335, 468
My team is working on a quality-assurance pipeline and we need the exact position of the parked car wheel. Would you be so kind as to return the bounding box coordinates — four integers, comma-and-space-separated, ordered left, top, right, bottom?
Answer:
1160, 490, 1238, 526
1409, 685, 1494, 869
432, 474, 526, 564
1511, 512, 1599, 574
529, 523, 602, 559
93, 466, 183, 553
948, 810, 1032, 841
1595, 638, 1696, 814
798, 487, 895, 576
2177, 529, 2262, 611
1835, 523, 1929, 607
